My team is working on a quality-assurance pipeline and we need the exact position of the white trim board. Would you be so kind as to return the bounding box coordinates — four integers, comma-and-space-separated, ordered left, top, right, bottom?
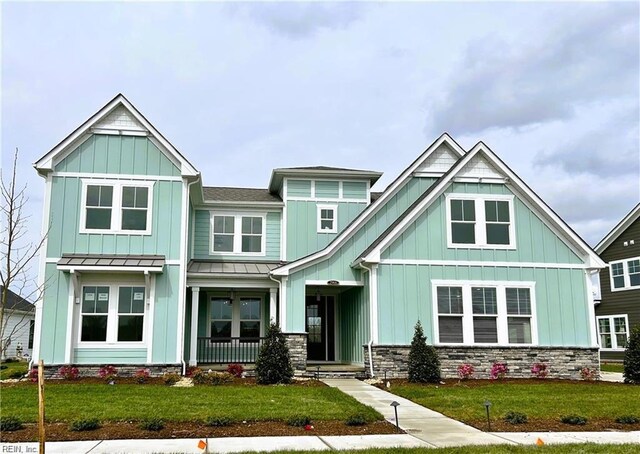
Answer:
379, 259, 590, 269
595, 203, 640, 253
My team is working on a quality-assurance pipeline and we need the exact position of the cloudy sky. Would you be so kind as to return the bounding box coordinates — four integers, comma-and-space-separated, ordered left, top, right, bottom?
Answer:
2, 1, 639, 276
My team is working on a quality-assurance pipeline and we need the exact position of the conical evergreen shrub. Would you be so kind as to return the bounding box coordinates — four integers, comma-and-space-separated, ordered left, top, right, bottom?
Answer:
623, 325, 640, 384
408, 320, 441, 383
255, 322, 294, 384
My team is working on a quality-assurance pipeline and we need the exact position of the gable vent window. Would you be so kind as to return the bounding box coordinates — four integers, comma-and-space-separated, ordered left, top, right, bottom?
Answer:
610, 257, 640, 291
447, 194, 515, 249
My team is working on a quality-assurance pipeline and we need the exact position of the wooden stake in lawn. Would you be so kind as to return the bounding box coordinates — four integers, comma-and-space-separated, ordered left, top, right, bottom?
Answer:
38, 359, 45, 454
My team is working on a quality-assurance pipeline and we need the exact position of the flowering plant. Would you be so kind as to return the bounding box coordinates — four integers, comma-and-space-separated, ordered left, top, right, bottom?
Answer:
226, 363, 244, 378
530, 363, 549, 379
490, 362, 509, 380
98, 365, 118, 382
134, 368, 151, 384
580, 367, 597, 381
457, 364, 475, 380
58, 365, 80, 380
28, 368, 39, 383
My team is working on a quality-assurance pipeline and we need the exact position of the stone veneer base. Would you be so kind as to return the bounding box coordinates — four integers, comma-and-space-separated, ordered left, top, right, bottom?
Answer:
283, 333, 308, 374
363, 345, 600, 380
41, 364, 182, 379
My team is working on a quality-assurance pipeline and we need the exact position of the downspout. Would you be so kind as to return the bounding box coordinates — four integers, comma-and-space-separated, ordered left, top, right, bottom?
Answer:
359, 262, 375, 378
268, 273, 282, 325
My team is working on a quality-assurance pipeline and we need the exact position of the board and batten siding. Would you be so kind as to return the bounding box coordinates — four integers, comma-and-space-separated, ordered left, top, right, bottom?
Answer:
376, 264, 592, 347
338, 283, 369, 364
191, 210, 281, 261
383, 183, 583, 264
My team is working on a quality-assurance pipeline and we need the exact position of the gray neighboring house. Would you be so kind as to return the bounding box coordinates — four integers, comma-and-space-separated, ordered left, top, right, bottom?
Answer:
1, 286, 35, 359
595, 203, 640, 362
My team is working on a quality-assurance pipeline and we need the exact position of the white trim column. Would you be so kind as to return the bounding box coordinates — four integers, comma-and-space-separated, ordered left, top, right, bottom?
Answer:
189, 287, 200, 366
269, 288, 277, 323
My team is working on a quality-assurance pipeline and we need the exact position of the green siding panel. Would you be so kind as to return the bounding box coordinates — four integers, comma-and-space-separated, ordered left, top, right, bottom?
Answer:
74, 349, 147, 364
338, 284, 369, 364
343, 182, 367, 200
315, 181, 339, 198
151, 265, 181, 364
38, 266, 71, 364
287, 179, 311, 197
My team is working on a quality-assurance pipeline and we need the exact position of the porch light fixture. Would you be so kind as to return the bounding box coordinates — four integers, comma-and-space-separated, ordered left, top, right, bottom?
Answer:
316, 288, 320, 302
230, 290, 235, 301
390, 401, 400, 431
484, 400, 492, 431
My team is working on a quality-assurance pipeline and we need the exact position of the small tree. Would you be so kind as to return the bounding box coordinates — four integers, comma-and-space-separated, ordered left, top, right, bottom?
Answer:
255, 322, 294, 384
408, 320, 441, 383
623, 325, 640, 384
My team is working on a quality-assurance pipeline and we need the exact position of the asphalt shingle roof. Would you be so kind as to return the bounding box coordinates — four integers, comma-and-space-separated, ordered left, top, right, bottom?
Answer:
202, 187, 282, 203
1, 286, 34, 312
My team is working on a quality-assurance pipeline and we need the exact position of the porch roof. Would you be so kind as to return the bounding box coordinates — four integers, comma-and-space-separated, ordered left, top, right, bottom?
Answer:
58, 254, 165, 272
187, 260, 283, 278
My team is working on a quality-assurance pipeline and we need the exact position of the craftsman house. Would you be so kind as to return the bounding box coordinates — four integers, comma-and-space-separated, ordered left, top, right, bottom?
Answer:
595, 203, 640, 362
32, 94, 605, 378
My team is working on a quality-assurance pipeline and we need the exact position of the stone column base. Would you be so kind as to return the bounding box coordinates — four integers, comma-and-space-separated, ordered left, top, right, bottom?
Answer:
283, 333, 308, 373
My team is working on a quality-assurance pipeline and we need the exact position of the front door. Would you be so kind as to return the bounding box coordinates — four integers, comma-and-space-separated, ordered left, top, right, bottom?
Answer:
305, 295, 335, 361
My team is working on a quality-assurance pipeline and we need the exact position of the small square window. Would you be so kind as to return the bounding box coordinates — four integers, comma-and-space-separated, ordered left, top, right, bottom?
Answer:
317, 205, 337, 233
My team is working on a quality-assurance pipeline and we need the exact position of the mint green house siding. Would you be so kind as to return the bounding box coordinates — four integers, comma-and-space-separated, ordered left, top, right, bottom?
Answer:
287, 179, 311, 197
74, 349, 147, 364
338, 283, 369, 363
38, 264, 71, 364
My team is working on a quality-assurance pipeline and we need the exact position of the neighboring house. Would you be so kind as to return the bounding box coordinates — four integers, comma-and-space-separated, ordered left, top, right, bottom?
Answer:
1, 286, 35, 359
595, 203, 640, 362
32, 94, 605, 378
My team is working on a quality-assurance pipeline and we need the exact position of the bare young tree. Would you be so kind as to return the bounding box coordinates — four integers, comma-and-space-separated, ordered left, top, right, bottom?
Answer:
1, 148, 47, 359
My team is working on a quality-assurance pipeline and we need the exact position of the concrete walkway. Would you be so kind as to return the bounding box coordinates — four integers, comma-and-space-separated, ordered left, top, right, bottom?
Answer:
600, 371, 624, 382
322, 378, 513, 447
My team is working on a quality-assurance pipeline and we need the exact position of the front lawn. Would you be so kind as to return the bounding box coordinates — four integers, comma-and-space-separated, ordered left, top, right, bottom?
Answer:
0, 361, 28, 380
0, 381, 382, 423
601, 362, 624, 373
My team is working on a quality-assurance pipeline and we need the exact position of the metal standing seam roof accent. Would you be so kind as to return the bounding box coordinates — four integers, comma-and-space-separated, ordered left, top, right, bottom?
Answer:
58, 254, 166, 268
187, 261, 283, 276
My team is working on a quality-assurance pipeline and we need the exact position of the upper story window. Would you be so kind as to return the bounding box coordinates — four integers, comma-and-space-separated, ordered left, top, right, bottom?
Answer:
446, 194, 515, 249
211, 213, 265, 255
81, 180, 153, 235
317, 204, 337, 233
610, 257, 640, 291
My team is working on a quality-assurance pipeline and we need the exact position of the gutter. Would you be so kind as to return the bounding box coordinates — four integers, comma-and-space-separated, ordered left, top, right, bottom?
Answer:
268, 274, 282, 326
358, 263, 375, 378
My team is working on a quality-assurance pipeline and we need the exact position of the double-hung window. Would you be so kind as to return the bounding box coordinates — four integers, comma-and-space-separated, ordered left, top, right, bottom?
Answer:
317, 205, 338, 233
447, 194, 515, 248
81, 180, 153, 234
597, 315, 629, 349
209, 296, 262, 339
434, 281, 536, 345
211, 213, 265, 255
610, 257, 640, 291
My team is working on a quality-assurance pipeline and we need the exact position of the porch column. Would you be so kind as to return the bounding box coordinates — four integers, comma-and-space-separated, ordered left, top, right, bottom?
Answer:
189, 287, 200, 366
269, 288, 277, 323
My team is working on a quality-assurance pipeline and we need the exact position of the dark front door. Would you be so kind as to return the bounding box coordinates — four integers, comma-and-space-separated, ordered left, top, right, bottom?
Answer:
306, 295, 335, 361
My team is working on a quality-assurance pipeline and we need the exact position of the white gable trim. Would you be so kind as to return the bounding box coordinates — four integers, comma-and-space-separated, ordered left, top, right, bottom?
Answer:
34, 94, 199, 178
595, 203, 640, 254
361, 142, 606, 269
270, 133, 465, 276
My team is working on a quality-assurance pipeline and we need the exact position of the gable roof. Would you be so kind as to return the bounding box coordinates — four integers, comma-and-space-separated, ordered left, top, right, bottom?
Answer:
203, 187, 283, 204
270, 133, 466, 276
357, 142, 606, 269
1, 286, 35, 313
595, 203, 640, 254
34, 93, 199, 178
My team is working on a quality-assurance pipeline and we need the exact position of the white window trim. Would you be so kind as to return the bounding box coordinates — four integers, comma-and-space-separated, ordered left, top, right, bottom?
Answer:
79, 179, 154, 235
209, 212, 267, 256
597, 314, 629, 350
445, 193, 516, 250
431, 280, 538, 346
317, 204, 338, 233
609, 256, 640, 292
206, 293, 264, 338
76, 279, 149, 349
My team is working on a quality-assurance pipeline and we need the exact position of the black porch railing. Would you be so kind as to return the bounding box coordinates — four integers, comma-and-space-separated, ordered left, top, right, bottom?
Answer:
197, 337, 265, 364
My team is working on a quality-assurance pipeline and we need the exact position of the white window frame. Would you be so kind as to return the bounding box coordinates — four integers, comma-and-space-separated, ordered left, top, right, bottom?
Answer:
609, 256, 640, 291
597, 314, 629, 350
432, 280, 537, 346
317, 204, 338, 233
76, 279, 149, 349
209, 212, 267, 256
79, 179, 154, 235
445, 193, 516, 249
206, 293, 264, 338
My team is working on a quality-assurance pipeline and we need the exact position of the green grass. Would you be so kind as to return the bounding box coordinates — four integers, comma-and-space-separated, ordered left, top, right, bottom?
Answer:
0, 361, 28, 380
0, 382, 381, 423
601, 362, 624, 373
388, 381, 640, 421
240, 446, 640, 454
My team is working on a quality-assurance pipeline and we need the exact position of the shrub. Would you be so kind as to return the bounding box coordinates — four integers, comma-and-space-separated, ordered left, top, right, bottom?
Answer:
226, 363, 244, 378
27, 368, 38, 383
287, 415, 312, 427
561, 415, 587, 425
504, 411, 528, 425
490, 363, 509, 380
98, 365, 118, 382
615, 415, 639, 424
134, 368, 151, 384
8, 369, 26, 379
69, 418, 101, 431
191, 370, 234, 385
205, 416, 233, 427
624, 325, 640, 384
255, 322, 294, 385
580, 367, 597, 381
345, 414, 367, 426
140, 418, 164, 431
407, 321, 441, 383
186, 366, 200, 377
58, 366, 80, 380
530, 363, 549, 379
162, 373, 181, 386
0, 416, 23, 431
457, 364, 475, 380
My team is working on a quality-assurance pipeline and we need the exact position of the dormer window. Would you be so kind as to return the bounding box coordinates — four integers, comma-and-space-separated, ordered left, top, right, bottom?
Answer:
317, 204, 337, 233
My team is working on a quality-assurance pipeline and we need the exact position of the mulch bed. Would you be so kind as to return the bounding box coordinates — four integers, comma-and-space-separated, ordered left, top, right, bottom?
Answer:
1, 420, 402, 442
375, 378, 630, 388
465, 418, 640, 432
2, 377, 327, 387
